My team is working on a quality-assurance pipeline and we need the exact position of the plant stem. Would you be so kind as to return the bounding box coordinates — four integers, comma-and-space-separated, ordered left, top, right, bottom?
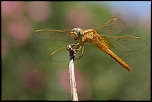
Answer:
67, 45, 78, 101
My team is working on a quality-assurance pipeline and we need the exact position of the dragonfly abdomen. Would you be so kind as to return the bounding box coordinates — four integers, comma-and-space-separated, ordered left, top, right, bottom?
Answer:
96, 42, 131, 71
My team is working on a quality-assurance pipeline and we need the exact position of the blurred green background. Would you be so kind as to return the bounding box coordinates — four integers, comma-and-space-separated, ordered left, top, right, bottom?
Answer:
2, 1, 150, 100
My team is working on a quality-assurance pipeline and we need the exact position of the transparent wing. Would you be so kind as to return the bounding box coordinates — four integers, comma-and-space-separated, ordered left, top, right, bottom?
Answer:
49, 47, 69, 62
33, 29, 72, 40
76, 43, 101, 60
49, 43, 101, 62
94, 17, 125, 35
100, 35, 147, 52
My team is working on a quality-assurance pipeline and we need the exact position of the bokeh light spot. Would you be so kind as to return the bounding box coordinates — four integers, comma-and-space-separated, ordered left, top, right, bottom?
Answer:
6, 17, 31, 47
27, 1, 51, 22
1, 1, 25, 19
66, 5, 93, 28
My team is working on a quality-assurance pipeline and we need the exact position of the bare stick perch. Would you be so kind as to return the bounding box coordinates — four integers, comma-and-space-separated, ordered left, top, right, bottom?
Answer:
67, 45, 78, 101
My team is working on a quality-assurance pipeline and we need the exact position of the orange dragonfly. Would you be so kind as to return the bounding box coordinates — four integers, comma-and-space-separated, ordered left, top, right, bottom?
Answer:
33, 17, 147, 72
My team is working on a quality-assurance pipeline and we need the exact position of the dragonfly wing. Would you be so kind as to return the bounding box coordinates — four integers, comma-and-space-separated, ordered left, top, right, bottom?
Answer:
76, 43, 101, 60
94, 17, 125, 35
49, 47, 69, 62
33, 29, 72, 40
49, 43, 101, 62
100, 35, 147, 52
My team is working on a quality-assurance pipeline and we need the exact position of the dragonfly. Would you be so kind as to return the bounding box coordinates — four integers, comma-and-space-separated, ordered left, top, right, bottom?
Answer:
33, 17, 147, 72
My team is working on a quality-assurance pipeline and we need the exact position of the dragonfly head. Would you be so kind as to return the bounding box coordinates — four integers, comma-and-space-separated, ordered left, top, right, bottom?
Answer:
71, 28, 84, 40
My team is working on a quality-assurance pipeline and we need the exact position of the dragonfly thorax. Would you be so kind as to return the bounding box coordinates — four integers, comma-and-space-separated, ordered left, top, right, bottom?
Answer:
71, 28, 84, 40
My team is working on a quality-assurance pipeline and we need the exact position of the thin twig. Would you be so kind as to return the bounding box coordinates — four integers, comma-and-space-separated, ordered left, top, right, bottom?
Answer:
67, 45, 78, 101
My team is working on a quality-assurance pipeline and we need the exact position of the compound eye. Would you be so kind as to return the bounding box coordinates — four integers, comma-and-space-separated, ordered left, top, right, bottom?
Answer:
71, 32, 78, 40
71, 28, 83, 40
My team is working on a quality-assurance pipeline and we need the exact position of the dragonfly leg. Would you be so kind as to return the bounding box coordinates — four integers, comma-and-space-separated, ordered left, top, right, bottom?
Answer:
74, 44, 84, 61
67, 42, 85, 61
68, 42, 82, 51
